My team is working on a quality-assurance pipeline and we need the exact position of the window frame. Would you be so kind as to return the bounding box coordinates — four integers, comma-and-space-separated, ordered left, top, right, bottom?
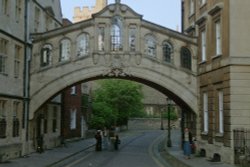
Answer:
52, 106, 57, 133
110, 16, 123, 52
2, 0, 9, 16
200, 0, 206, 6
0, 100, 7, 138
189, 0, 195, 16
145, 34, 157, 57
215, 20, 222, 56
76, 33, 89, 57
218, 90, 224, 134
180, 47, 192, 70
59, 39, 71, 62
13, 101, 20, 137
70, 109, 77, 130
0, 38, 8, 75
201, 29, 206, 62
15, 0, 22, 22
203, 92, 208, 133
162, 41, 173, 63
98, 26, 105, 51
41, 44, 52, 67
129, 25, 137, 52
70, 86, 77, 95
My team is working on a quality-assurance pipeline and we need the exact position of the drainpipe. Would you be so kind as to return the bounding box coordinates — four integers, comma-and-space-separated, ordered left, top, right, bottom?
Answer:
181, 0, 184, 33
23, 0, 31, 155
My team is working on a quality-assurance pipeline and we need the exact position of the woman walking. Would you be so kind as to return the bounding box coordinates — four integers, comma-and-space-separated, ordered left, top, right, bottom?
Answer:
183, 128, 192, 159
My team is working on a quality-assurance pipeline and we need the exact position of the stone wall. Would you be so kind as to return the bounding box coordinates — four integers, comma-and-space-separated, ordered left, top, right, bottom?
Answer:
128, 118, 180, 130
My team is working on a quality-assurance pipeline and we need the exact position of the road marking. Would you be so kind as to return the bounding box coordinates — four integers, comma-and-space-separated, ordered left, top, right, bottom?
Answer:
65, 152, 94, 167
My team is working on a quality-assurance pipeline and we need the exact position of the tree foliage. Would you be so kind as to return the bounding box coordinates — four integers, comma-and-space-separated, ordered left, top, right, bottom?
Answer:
89, 79, 144, 129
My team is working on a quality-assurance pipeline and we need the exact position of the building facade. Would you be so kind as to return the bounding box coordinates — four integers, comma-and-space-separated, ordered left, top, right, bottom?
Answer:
182, 0, 250, 164
61, 85, 88, 140
0, 0, 63, 161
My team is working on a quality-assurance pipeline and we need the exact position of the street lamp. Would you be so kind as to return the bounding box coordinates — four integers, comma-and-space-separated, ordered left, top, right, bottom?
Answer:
166, 98, 173, 147
160, 108, 164, 130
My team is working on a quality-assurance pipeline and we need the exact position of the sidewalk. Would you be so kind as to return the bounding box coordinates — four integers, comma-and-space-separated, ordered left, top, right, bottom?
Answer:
0, 138, 96, 167
160, 129, 237, 167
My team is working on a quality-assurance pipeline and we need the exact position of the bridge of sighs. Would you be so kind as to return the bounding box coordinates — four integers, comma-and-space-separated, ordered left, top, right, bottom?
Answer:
30, 2, 198, 121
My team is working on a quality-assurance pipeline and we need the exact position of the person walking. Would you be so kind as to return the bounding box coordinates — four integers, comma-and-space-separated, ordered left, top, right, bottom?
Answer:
114, 134, 120, 150
183, 128, 192, 159
95, 130, 102, 151
109, 127, 116, 151
102, 127, 109, 150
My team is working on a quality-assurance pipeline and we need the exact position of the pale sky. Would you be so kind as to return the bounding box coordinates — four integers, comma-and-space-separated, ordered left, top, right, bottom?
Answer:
60, 0, 181, 31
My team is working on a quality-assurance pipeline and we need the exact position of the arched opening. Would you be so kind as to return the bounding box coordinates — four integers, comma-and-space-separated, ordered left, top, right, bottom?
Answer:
30, 75, 197, 154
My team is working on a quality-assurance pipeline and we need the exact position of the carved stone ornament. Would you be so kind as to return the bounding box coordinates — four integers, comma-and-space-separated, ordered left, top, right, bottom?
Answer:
102, 67, 131, 77
102, 54, 131, 77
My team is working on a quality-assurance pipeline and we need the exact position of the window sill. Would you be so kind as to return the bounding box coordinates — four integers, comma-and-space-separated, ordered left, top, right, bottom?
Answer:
215, 133, 224, 137
201, 131, 208, 136
198, 60, 206, 65
39, 65, 52, 72
212, 54, 222, 60
188, 13, 195, 19
56, 60, 71, 66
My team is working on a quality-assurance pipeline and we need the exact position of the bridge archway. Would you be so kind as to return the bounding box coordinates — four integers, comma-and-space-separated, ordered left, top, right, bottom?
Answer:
30, 2, 198, 120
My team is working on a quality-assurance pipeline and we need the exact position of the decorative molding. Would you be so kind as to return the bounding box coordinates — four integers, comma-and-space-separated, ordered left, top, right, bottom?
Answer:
102, 67, 131, 77
101, 53, 133, 77
195, 16, 207, 25
208, 3, 223, 16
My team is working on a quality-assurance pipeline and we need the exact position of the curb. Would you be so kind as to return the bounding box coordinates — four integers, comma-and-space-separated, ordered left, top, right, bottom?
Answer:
149, 133, 172, 167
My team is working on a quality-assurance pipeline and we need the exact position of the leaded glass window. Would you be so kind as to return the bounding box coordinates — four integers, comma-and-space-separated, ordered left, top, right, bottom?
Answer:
76, 33, 89, 57
145, 34, 156, 57
41, 44, 52, 67
163, 41, 172, 63
111, 17, 123, 51
59, 39, 71, 62
180, 47, 192, 70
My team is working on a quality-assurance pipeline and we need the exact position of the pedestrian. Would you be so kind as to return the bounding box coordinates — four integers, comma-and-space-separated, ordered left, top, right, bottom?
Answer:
95, 130, 102, 151
109, 126, 116, 150
183, 127, 192, 159
114, 134, 120, 150
102, 127, 109, 150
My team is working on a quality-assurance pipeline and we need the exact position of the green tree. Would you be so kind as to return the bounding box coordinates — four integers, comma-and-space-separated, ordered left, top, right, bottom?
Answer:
89, 79, 144, 128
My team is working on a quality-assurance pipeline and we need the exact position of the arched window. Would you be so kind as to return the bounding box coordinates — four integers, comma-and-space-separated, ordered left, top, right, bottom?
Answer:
145, 34, 156, 57
162, 41, 173, 63
40, 44, 52, 67
180, 47, 192, 70
76, 33, 89, 57
111, 16, 122, 51
59, 39, 71, 62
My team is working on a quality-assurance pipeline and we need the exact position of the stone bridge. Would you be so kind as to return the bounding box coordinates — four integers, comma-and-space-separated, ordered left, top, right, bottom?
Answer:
30, 2, 198, 120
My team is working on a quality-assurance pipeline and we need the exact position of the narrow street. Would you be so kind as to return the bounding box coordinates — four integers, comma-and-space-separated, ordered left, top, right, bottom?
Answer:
51, 131, 166, 167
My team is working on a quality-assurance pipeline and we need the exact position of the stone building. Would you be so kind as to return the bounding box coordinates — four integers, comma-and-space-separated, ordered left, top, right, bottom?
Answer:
0, 0, 63, 161
182, 0, 250, 164
73, 0, 107, 23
